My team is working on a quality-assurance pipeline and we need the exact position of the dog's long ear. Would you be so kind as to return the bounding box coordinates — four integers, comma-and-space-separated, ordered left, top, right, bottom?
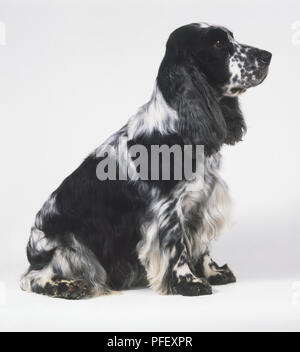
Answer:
158, 61, 227, 156
220, 97, 247, 145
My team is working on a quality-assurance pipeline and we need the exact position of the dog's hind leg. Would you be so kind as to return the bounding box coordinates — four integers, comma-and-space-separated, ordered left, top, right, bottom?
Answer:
20, 228, 110, 299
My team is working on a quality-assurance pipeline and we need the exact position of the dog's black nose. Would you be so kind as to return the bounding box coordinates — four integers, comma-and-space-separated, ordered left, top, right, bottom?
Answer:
258, 50, 272, 65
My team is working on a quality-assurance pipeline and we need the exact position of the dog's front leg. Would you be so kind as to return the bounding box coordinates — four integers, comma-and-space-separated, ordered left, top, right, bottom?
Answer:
138, 197, 212, 296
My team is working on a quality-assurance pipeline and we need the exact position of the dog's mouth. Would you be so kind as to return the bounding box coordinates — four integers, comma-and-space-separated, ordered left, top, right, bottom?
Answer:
230, 68, 269, 95
247, 67, 270, 89
256, 68, 269, 85
230, 87, 247, 95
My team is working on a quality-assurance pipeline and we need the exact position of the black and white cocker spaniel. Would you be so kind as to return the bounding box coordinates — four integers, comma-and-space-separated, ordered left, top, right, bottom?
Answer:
21, 23, 271, 298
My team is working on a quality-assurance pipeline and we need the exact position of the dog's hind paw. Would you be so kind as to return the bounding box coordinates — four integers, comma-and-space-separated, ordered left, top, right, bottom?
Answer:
41, 279, 89, 300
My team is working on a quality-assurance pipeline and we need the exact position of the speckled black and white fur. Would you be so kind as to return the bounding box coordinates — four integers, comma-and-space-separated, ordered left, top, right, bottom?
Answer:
20, 23, 271, 298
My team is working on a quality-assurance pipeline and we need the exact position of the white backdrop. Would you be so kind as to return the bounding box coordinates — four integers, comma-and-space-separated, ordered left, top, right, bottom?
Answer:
0, 0, 299, 331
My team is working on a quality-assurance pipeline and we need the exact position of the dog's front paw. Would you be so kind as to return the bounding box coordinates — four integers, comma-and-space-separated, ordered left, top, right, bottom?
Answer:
207, 264, 236, 286
173, 276, 212, 296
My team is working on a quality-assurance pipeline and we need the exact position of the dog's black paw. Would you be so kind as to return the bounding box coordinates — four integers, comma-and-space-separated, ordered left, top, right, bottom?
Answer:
43, 279, 89, 299
173, 277, 212, 296
207, 264, 236, 286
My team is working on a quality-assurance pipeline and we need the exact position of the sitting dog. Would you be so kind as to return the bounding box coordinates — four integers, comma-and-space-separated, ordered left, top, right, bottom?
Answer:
21, 23, 271, 298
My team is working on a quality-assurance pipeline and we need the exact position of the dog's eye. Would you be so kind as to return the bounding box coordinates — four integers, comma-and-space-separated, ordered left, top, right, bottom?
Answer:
214, 40, 223, 49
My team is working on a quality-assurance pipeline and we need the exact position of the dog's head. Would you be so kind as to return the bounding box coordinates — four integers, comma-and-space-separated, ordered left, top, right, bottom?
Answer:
163, 23, 271, 97
157, 23, 272, 154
